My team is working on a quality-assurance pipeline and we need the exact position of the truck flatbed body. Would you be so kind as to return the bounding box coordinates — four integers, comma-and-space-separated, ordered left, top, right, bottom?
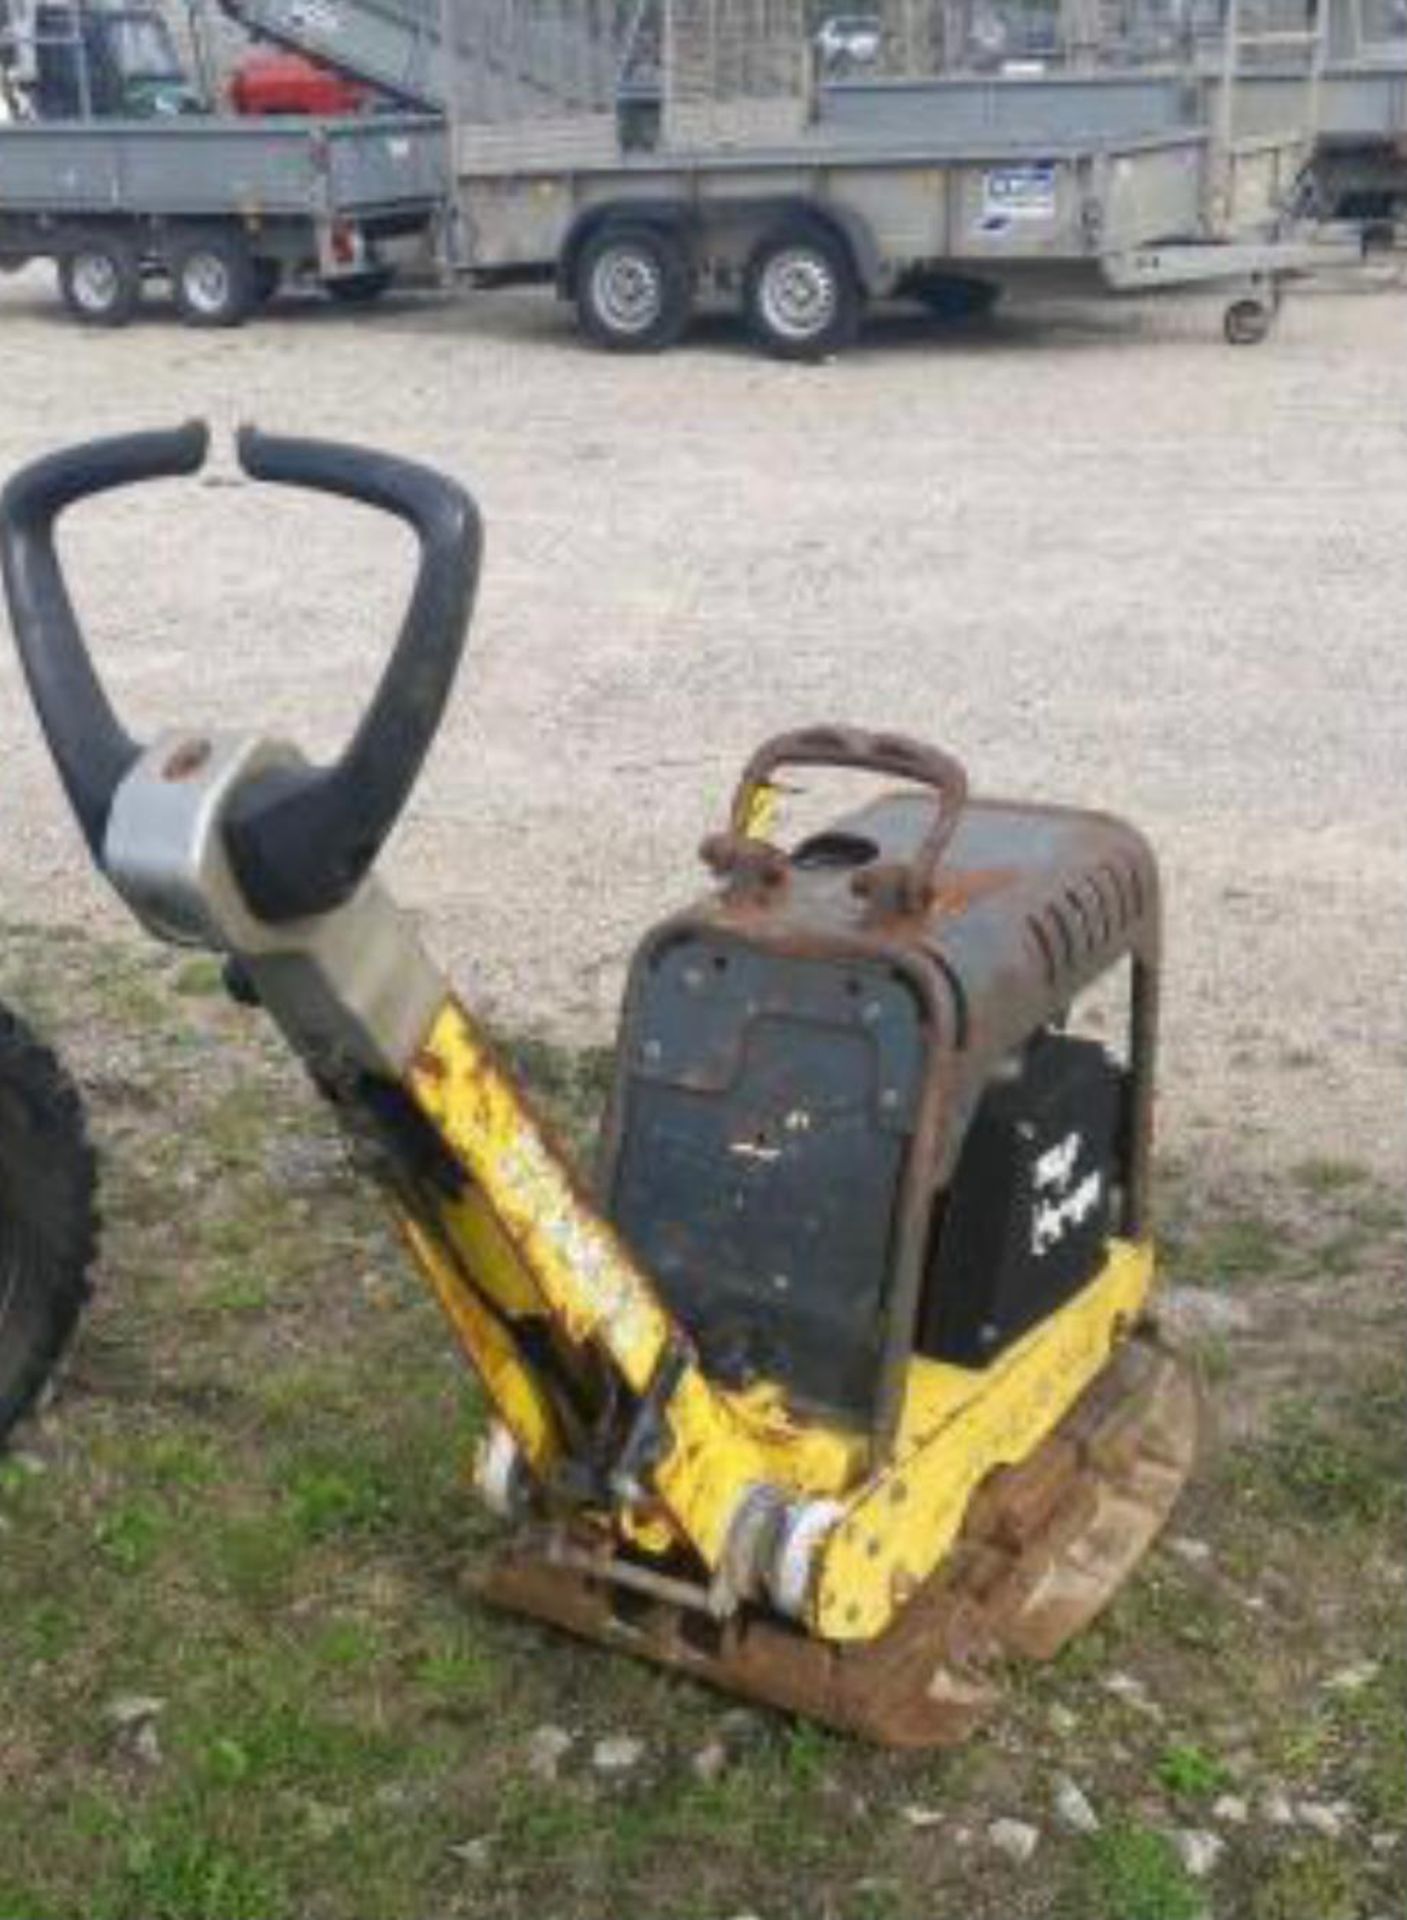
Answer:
0, 113, 448, 219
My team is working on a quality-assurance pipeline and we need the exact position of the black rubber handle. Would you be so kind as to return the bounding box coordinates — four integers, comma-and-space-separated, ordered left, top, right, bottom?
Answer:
221, 427, 481, 921
1, 422, 481, 924
0, 421, 209, 857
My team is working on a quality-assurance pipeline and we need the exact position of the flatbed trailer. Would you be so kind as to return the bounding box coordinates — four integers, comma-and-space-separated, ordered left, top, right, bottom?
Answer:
215, 0, 1358, 352
450, 85, 1349, 355
0, 110, 448, 323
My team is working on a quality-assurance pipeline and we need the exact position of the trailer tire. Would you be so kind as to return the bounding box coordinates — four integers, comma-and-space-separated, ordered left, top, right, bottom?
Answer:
744, 220, 861, 361
57, 231, 142, 328
574, 222, 692, 352
170, 229, 257, 328
0, 1005, 97, 1447
1223, 298, 1272, 347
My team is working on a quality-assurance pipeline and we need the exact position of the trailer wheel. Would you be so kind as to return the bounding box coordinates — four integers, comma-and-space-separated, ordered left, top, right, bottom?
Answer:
575, 222, 692, 352
744, 221, 861, 361
325, 265, 396, 305
57, 232, 142, 327
0, 1005, 97, 1446
1223, 298, 1273, 347
170, 229, 257, 328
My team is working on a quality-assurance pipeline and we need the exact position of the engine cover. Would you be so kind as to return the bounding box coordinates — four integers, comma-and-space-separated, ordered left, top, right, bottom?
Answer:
606, 936, 926, 1426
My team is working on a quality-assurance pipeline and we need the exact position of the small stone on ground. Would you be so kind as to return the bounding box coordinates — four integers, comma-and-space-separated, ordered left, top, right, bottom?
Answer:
691, 1741, 728, 1785
1172, 1829, 1225, 1879
987, 1818, 1041, 1864
901, 1805, 943, 1830
525, 1725, 574, 1780
593, 1734, 645, 1774
1053, 1774, 1100, 1836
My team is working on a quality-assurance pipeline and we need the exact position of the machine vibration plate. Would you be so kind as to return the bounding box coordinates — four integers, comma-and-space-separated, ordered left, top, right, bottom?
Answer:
473, 1328, 1200, 1748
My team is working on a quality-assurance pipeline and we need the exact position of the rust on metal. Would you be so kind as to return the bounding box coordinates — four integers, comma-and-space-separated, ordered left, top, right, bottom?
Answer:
599, 724, 1162, 1454
473, 1330, 1200, 1749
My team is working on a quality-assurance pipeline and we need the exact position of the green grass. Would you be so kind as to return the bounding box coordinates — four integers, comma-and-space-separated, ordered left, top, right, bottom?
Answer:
1245, 1841, 1374, 1920
1171, 1210, 1283, 1284
1155, 1741, 1232, 1803
1288, 1157, 1370, 1196
1068, 1823, 1203, 1920
1253, 1374, 1404, 1528
0, 920, 1403, 1920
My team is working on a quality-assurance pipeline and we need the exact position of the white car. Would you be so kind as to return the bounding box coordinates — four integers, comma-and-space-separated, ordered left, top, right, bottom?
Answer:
814, 12, 884, 71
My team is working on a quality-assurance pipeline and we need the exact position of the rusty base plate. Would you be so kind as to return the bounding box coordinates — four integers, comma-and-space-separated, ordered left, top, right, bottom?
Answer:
472, 1330, 1201, 1749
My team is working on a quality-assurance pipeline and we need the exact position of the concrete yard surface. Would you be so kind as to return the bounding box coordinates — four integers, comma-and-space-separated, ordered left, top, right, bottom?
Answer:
0, 262, 1402, 1179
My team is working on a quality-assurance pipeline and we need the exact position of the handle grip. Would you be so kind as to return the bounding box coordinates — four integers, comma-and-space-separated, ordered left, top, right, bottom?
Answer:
706, 724, 969, 914
221, 427, 481, 922
1, 422, 481, 925
0, 421, 209, 857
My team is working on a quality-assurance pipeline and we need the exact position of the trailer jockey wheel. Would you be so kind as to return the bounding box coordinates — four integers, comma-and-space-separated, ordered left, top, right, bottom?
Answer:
169, 228, 257, 329
1223, 296, 1274, 347
0, 1006, 96, 1444
58, 231, 142, 328
575, 222, 693, 352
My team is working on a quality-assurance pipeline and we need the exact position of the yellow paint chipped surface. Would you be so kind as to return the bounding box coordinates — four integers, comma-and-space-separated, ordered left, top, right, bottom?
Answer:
811, 1238, 1155, 1641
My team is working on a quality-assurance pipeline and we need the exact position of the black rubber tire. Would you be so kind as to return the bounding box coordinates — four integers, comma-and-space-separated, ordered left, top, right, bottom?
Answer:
324, 265, 396, 305
169, 228, 257, 328
743, 220, 861, 361
57, 230, 142, 328
1223, 298, 1272, 347
574, 221, 692, 353
0, 1005, 97, 1446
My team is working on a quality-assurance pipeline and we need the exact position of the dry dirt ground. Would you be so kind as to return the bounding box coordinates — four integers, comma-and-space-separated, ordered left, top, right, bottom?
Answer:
0, 262, 1404, 1178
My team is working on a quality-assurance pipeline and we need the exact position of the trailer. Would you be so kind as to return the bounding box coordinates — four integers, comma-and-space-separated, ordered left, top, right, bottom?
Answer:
821, 1, 1407, 235
0, 109, 448, 321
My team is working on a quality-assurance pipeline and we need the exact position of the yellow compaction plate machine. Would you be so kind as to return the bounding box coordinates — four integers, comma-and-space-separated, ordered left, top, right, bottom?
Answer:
1, 424, 1199, 1745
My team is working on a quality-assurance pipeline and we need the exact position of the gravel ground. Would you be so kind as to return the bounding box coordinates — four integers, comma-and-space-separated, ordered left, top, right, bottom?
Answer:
0, 264, 1403, 1178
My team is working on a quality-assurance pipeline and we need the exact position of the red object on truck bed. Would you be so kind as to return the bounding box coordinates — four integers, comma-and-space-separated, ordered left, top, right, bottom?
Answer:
229, 49, 371, 116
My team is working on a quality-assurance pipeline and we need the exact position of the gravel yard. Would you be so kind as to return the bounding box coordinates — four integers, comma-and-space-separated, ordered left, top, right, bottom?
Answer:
1, 263, 1403, 1177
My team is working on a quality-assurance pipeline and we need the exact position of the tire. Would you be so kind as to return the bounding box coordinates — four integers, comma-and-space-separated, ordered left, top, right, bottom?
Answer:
169, 228, 257, 328
743, 220, 861, 361
0, 1005, 97, 1446
1223, 298, 1272, 347
574, 221, 692, 353
324, 265, 395, 305
57, 231, 142, 328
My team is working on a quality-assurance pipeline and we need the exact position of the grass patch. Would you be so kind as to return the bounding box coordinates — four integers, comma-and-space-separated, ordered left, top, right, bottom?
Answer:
1173, 1211, 1283, 1284
1069, 1823, 1202, 1920
1155, 1741, 1231, 1803
1257, 1375, 1404, 1528
1246, 1841, 1372, 1920
1288, 1157, 1369, 1196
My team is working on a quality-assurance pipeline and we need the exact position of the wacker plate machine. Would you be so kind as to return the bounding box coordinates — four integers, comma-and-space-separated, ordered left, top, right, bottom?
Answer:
0, 424, 1199, 1745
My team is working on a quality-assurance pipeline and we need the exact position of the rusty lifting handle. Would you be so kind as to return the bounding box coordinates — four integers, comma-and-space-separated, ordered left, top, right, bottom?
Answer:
710, 724, 970, 913
1, 420, 209, 861
220, 427, 481, 923
1, 422, 481, 925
